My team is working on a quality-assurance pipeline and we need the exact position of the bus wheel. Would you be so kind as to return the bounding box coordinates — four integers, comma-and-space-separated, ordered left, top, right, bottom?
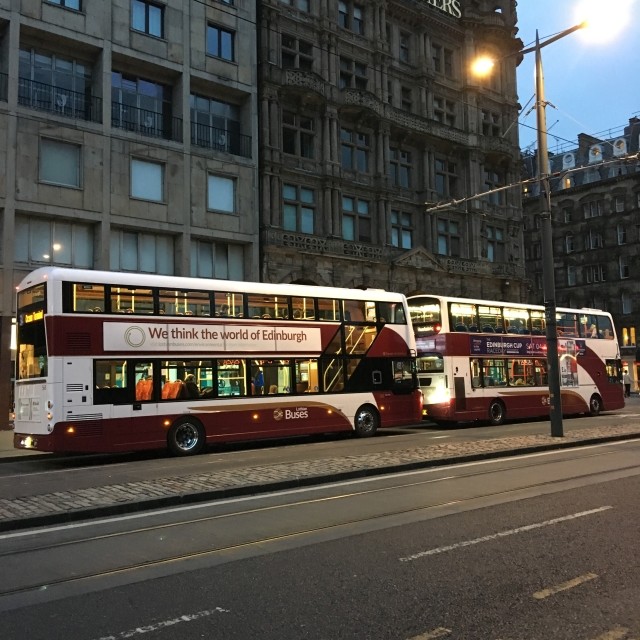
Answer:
488, 400, 505, 426
354, 404, 379, 438
168, 417, 206, 456
589, 394, 602, 417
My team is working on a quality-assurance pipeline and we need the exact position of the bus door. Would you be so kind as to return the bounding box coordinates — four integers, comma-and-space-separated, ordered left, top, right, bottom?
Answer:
416, 353, 447, 406
109, 360, 163, 445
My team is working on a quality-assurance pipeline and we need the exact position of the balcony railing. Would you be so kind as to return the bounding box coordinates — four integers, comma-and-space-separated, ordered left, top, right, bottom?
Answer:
0, 73, 7, 102
191, 122, 252, 158
18, 78, 102, 123
111, 102, 183, 142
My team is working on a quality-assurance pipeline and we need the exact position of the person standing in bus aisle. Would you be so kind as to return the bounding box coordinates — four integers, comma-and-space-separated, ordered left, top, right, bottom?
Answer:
254, 367, 264, 395
623, 369, 631, 397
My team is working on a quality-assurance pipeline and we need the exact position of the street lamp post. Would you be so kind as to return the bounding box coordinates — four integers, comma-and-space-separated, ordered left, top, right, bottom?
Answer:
532, 31, 563, 437
523, 24, 586, 437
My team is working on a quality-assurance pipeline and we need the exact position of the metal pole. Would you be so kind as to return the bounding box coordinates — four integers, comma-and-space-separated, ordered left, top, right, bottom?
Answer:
534, 31, 563, 437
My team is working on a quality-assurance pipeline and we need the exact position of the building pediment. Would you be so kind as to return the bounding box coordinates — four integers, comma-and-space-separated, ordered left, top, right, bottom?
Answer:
393, 247, 442, 270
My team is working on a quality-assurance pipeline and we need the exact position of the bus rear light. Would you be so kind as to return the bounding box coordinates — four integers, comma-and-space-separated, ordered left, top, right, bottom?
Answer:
21, 436, 35, 448
47, 412, 53, 420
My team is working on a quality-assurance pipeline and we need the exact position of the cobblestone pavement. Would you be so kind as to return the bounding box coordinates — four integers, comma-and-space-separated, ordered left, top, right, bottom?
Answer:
1, 422, 640, 532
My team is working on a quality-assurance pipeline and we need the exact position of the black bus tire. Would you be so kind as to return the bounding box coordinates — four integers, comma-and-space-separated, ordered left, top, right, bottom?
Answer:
589, 394, 602, 417
488, 400, 506, 426
354, 404, 379, 438
167, 417, 206, 456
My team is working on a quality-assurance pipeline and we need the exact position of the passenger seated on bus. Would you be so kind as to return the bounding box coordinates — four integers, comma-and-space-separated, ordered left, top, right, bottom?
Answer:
268, 384, 278, 394
184, 374, 200, 399
589, 324, 598, 338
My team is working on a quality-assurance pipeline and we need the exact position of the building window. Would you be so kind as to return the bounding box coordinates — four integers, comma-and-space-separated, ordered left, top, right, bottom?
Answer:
282, 111, 315, 158
432, 43, 454, 77
613, 195, 625, 213
619, 256, 630, 279
15, 216, 93, 267
39, 138, 81, 187
338, 1, 364, 35
341, 128, 369, 173
19, 48, 93, 118
399, 32, 411, 63
207, 175, 235, 214
583, 200, 603, 219
562, 207, 573, 223
435, 158, 457, 197
481, 110, 501, 136
131, 158, 163, 202
342, 196, 371, 242
586, 230, 603, 250
622, 293, 632, 315
132, 1, 163, 38
617, 224, 627, 245
567, 265, 576, 286
391, 210, 412, 249
532, 243, 542, 259
190, 240, 243, 280
111, 230, 174, 275
565, 234, 574, 253
437, 219, 460, 257
207, 24, 235, 61
483, 169, 504, 205
486, 226, 505, 262
281, 35, 313, 70
283, 184, 315, 234
339, 57, 368, 90
112, 72, 171, 138
400, 87, 413, 112
46, 0, 81, 9
190, 94, 242, 154
389, 148, 411, 188
280, 0, 309, 10
585, 265, 606, 284
433, 96, 456, 127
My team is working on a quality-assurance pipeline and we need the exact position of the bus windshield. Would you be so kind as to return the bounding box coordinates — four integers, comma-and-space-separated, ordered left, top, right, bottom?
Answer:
408, 296, 442, 336
17, 284, 48, 380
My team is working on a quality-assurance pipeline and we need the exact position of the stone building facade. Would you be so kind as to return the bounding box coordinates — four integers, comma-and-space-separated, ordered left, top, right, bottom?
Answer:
258, 0, 526, 296
522, 117, 640, 391
0, 0, 259, 423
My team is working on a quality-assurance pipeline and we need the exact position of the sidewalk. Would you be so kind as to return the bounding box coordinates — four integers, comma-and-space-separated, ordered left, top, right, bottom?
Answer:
1, 413, 640, 532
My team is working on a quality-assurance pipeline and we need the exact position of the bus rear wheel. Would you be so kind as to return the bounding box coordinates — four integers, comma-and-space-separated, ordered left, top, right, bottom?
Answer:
488, 400, 505, 426
354, 404, 379, 438
589, 394, 602, 417
168, 417, 206, 456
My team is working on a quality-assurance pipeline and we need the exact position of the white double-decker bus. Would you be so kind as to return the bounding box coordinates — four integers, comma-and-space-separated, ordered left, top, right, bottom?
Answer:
407, 294, 624, 425
13, 267, 422, 455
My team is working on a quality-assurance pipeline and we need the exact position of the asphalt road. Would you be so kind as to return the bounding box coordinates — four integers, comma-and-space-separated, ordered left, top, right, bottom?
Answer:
1, 438, 639, 639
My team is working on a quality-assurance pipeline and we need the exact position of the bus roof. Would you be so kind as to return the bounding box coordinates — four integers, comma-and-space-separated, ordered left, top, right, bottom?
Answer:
18, 267, 407, 303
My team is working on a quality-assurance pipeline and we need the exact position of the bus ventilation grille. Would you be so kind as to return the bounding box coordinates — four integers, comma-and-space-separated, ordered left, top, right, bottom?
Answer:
65, 417, 103, 437
66, 333, 92, 353
66, 413, 103, 422
66, 384, 84, 393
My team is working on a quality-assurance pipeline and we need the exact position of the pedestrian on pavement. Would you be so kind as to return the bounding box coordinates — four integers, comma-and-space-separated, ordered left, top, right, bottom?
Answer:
623, 369, 631, 397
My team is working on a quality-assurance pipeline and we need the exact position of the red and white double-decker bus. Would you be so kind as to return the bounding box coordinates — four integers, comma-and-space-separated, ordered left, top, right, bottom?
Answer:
407, 294, 624, 425
13, 267, 422, 455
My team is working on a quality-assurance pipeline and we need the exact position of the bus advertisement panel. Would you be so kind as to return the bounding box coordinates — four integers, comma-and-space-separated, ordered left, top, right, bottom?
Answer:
13, 268, 422, 455
408, 294, 624, 426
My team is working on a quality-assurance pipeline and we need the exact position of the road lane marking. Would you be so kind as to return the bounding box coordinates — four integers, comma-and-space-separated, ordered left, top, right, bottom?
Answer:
399, 506, 612, 562
91, 607, 230, 639
589, 627, 630, 640
407, 628, 451, 639
533, 572, 598, 600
